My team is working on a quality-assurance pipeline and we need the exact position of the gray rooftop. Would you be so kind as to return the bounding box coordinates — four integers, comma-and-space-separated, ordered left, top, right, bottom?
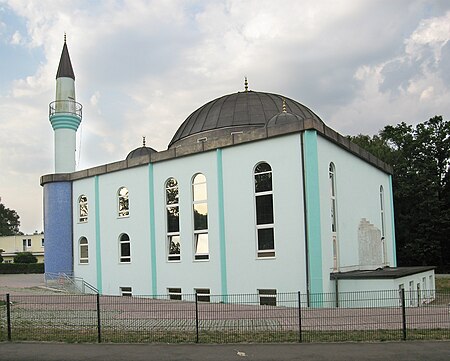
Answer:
168, 91, 323, 148
330, 266, 435, 280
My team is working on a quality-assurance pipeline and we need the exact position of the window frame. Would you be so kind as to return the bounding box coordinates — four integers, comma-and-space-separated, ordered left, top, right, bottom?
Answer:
119, 233, 131, 263
78, 194, 88, 223
120, 286, 132, 297
254, 162, 275, 258
79, 237, 89, 264
166, 178, 181, 262
329, 162, 339, 271
258, 289, 277, 306
195, 288, 211, 302
118, 187, 130, 218
167, 287, 182, 300
192, 173, 209, 261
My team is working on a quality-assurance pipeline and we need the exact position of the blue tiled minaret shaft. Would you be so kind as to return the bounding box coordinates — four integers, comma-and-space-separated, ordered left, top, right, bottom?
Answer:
44, 37, 82, 275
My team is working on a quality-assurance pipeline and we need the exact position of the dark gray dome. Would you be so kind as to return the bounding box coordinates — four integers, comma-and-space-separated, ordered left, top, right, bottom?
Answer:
267, 111, 304, 127
168, 90, 323, 148
126, 145, 156, 160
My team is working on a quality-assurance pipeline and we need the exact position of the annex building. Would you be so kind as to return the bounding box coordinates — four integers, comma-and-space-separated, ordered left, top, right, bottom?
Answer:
40, 40, 434, 305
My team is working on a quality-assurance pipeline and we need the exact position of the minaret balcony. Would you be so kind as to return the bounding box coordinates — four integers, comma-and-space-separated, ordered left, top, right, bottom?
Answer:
49, 100, 82, 119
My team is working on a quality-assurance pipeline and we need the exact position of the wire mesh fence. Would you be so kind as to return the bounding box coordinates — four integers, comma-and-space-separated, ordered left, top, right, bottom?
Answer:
1, 290, 449, 343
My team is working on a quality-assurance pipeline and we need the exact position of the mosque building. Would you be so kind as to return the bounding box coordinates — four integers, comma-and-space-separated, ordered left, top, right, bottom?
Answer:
41, 39, 435, 305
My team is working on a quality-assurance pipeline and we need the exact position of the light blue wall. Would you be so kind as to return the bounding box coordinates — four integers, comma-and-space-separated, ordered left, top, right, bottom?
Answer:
43, 181, 73, 274
316, 135, 394, 293
221, 134, 307, 295
72, 177, 98, 290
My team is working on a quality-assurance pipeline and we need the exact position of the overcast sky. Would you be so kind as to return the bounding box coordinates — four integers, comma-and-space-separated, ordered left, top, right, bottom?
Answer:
1, 0, 449, 234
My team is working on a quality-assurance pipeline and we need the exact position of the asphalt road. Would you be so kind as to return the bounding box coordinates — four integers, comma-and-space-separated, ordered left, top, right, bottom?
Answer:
1, 341, 449, 361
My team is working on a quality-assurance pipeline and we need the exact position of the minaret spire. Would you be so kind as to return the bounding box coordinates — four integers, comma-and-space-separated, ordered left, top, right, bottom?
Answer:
49, 37, 82, 173
56, 35, 75, 80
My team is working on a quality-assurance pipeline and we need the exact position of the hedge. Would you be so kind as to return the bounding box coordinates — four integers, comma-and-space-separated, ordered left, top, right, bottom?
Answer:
0, 263, 44, 274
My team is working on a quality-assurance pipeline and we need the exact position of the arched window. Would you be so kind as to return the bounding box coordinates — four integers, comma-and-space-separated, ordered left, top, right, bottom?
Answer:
79, 237, 89, 264
329, 163, 338, 270
254, 162, 275, 258
119, 233, 131, 263
192, 173, 208, 260
79, 195, 88, 223
166, 177, 180, 261
118, 187, 129, 217
379, 186, 385, 238
380, 185, 387, 264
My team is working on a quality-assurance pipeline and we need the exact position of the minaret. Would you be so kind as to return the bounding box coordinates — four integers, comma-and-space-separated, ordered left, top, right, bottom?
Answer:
49, 35, 82, 173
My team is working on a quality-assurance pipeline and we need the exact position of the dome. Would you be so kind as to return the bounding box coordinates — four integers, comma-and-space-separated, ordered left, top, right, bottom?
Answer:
126, 146, 156, 160
126, 138, 156, 160
168, 90, 323, 148
267, 111, 305, 127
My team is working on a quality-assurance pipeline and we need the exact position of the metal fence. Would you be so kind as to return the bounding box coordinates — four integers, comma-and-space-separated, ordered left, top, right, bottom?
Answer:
1, 289, 449, 343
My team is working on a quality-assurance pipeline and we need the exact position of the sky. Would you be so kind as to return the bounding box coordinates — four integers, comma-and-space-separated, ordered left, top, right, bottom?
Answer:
0, 0, 449, 234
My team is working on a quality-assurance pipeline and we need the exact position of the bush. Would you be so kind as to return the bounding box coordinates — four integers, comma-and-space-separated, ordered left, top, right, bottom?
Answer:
14, 252, 38, 264
0, 263, 44, 274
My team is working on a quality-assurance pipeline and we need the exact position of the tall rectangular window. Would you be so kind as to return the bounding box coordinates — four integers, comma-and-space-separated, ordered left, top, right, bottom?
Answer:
166, 178, 181, 261
254, 162, 275, 258
118, 187, 129, 217
193, 174, 209, 260
78, 195, 88, 223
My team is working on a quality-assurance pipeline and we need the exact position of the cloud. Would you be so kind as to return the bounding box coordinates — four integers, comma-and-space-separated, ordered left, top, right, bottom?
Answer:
1, 0, 450, 233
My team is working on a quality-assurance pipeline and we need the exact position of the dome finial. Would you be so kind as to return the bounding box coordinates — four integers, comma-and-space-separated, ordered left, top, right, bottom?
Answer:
282, 98, 287, 113
64, 32, 67, 43
244, 77, 248, 92
142, 136, 146, 147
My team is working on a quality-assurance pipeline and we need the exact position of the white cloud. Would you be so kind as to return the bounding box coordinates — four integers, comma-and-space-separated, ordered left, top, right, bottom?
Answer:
9, 29, 21, 44
1, 0, 450, 233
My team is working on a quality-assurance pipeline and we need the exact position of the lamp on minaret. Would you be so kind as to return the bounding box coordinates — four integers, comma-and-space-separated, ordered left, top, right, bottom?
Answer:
49, 35, 82, 173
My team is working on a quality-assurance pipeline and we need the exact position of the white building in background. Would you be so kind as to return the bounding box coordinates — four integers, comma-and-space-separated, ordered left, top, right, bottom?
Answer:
0, 233, 45, 263
40, 40, 434, 305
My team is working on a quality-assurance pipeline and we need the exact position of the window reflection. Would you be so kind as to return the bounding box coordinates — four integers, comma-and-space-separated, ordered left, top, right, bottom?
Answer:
193, 173, 209, 260
79, 195, 88, 222
118, 187, 129, 217
166, 178, 180, 261
254, 162, 275, 258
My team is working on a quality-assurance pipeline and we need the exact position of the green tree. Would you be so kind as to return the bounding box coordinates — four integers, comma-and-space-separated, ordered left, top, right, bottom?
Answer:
350, 116, 450, 272
0, 202, 21, 236
14, 252, 38, 264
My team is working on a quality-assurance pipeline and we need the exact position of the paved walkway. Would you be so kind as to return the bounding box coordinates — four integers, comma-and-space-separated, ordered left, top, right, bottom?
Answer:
0, 273, 50, 295
1, 341, 449, 361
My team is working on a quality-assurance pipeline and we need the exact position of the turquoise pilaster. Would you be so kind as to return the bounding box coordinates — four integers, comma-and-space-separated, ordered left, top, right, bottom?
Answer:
216, 149, 228, 300
94, 176, 103, 293
148, 164, 158, 295
302, 130, 323, 299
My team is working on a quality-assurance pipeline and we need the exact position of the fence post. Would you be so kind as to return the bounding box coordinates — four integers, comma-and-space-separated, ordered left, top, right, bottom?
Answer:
298, 291, 302, 343
96, 293, 102, 343
195, 292, 199, 343
6, 294, 11, 341
400, 288, 406, 341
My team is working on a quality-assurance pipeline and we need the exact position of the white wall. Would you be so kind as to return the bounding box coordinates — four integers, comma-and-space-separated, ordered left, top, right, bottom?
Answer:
316, 136, 394, 293
221, 134, 307, 294
73, 177, 97, 287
